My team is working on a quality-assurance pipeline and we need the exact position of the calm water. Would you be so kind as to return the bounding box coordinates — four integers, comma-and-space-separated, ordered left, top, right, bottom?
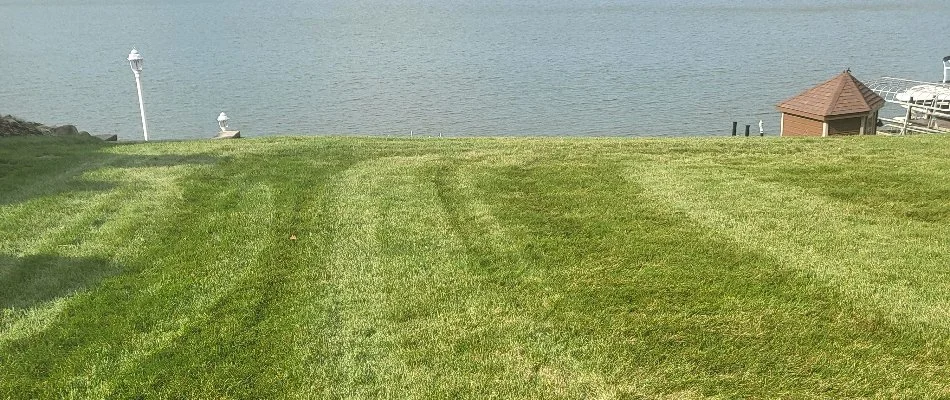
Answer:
1, 0, 948, 139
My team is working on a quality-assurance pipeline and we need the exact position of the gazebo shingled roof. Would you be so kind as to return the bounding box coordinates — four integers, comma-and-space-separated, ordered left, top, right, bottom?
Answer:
777, 70, 885, 120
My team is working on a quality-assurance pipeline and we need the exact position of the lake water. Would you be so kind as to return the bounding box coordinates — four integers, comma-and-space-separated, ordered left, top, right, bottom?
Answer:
1, 0, 948, 139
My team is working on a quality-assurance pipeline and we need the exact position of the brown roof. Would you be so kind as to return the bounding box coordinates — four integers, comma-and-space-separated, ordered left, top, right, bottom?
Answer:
777, 71, 885, 120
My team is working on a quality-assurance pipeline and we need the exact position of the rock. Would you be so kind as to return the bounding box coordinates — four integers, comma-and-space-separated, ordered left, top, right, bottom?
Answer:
50, 124, 79, 136
214, 130, 241, 139
0, 114, 42, 136
1, 115, 97, 138
94, 134, 118, 141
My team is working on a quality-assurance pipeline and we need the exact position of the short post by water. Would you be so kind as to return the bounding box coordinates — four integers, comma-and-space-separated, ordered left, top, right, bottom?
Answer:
732, 121, 737, 136
745, 125, 750, 137
217, 112, 230, 132
214, 112, 241, 139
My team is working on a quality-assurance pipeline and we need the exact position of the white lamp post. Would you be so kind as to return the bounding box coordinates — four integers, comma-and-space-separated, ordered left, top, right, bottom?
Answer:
127, 48, 149, 141
217, 112, 230, 132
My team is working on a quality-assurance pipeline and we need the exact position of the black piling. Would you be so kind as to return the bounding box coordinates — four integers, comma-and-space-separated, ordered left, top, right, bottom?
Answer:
732, 121, 737, 136
745, 125, 750, 137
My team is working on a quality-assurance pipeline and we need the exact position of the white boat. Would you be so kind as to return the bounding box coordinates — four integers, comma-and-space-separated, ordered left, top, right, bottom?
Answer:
891, 84, 950, 124
894, 84, 950, 110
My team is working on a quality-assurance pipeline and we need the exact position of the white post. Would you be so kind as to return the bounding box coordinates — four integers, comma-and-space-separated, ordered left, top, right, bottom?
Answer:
929, 96, 938, 129
133, 70, 149, 141
128, 49, 149, 141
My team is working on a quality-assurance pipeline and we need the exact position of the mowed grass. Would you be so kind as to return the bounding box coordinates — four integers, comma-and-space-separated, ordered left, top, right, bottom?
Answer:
2, 134, 950, 398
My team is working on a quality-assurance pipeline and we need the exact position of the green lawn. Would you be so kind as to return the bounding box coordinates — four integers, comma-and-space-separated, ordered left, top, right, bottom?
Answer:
2, 134, 950, 398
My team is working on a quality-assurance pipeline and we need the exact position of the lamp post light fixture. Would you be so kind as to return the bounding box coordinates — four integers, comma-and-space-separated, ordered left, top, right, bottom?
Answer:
214, 112, 240, 139
217, 112, 230, 132
127, 48, 150, 141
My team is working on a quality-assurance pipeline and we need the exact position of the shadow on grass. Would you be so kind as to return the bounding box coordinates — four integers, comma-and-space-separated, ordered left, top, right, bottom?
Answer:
0, 253, 120, 310
0, 135, 221, 207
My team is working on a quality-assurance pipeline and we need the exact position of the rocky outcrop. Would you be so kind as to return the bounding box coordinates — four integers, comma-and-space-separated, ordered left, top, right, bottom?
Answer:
0, 115, 48, 136
0, 115, 93, 138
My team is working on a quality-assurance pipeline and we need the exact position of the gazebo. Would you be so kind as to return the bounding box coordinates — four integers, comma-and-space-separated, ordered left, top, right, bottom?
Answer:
777, 70, 885, 137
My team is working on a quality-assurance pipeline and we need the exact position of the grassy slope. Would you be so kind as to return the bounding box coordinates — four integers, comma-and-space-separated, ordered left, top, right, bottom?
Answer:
1, 134, 949, 398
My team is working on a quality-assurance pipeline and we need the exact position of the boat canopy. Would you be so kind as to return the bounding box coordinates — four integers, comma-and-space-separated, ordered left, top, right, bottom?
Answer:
865, 77, 950, 104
